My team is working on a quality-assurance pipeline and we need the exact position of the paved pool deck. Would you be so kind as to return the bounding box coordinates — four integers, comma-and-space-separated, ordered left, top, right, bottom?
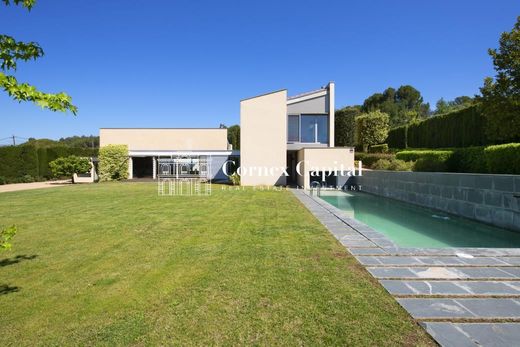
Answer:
292, 188, 520, 347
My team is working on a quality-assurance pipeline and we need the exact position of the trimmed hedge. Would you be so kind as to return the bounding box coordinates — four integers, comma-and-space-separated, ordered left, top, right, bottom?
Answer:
387, 125, 407, 149
387, 105, 487, 149
0, 145, 98, 180
484, 143, 520, 174
395, 143, 520, 174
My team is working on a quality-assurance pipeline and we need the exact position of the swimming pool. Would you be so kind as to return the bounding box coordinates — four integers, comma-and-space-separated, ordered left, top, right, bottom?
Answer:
320, 190, 520, 248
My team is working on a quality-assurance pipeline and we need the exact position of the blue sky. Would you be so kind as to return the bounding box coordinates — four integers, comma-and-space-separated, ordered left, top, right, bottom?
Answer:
1, 0, 519, 143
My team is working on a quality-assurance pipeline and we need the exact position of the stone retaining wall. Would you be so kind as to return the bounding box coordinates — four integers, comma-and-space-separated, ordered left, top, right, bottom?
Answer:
354, 171, 520, 232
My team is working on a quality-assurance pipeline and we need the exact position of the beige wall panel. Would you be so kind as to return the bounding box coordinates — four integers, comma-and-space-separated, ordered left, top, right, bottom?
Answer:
297, 147, 354, 189
240, 90, 287, 186
100, 128, 228, 151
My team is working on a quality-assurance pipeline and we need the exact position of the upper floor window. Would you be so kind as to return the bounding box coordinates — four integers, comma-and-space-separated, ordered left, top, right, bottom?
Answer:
288, 115, 299, 142
289, 114, 328, 143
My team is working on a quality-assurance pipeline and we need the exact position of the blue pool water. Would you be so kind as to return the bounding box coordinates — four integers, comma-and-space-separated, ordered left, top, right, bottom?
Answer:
320, 191, 520, 248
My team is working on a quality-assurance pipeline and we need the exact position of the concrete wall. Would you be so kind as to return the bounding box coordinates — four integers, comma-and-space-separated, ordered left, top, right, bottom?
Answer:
297, 147, 355, 189
240, 90, 287, 186
100, 128, 229, 151
355, 171, 520, 232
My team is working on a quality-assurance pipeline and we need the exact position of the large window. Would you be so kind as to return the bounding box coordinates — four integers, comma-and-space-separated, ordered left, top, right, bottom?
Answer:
287, 114, 329, 143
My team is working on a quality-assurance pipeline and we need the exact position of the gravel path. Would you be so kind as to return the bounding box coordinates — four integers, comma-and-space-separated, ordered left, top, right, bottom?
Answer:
0, 180, 71, 193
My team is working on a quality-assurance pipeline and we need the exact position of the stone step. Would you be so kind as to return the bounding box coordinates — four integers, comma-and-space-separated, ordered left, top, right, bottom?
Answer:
422, 322, 520, 347
358, 255, 520, 267
368, 266, 520, 280
397, 298, 520, 320
380, 280, 520, 296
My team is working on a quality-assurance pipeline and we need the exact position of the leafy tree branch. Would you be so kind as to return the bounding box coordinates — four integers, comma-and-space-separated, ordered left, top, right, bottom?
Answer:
1, 0, 77, 114
0, 225, 17, 251
2, 0, 35, 10
0, 35, 44, 70
0, 72, 78, 114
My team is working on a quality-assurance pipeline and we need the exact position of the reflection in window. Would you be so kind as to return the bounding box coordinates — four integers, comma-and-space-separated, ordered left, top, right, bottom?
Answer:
301, 115, 316, 142
288, 115, 299, 142
300, 115, 328, 143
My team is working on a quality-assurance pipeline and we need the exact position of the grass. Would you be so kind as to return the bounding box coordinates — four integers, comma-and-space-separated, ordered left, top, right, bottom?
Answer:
0, 183, 434, 346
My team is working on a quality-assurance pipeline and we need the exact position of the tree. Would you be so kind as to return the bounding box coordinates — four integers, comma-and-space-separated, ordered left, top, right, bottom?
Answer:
226, 125, 240, 150
49, 155, 90, 182
479, 16, 520, 143
1, 0, 77, 114
361, 85, 429, 127
355, 110, 390, 152
335, 106, 360, 146
434, 96, 474, 114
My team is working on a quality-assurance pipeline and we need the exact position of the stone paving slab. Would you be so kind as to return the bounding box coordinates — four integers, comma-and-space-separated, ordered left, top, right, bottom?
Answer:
348, 248, 389, 255
398, 298, 520, 319
381, 280, 520, 296
357, 255, 514, 267
368, 266, 520, 280
339, 234, 369, 241
339, 239, 377, 248
422, 322, 520, 347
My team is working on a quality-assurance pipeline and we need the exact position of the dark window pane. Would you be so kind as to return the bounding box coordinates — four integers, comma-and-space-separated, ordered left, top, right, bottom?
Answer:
288, 115, 299, 142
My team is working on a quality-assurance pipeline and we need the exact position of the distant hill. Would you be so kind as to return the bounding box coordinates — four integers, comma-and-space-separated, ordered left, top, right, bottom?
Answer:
24, 135, 99, 148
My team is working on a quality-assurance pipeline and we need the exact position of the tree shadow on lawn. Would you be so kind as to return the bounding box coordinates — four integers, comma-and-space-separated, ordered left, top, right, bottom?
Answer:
0, 254, 38, 267
0, 284, 19, 295
0, 255, 37, 296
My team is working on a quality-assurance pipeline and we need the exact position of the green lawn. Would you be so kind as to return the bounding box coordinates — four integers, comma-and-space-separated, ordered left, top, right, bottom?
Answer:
0, 183, 433, 346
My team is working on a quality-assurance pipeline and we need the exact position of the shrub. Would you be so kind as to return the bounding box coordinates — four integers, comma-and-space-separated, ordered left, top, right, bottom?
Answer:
49, 156, 91, 181
98, 145, 129, 181
230, 172, 240, 185
355, 111, 390, 152
371, 159, 413, 171
369, 144, 389, 153
0, 176, 6, 185
484, 143, 520, 174
355, 153, 395, 167
20, 175, 36, 183
386, 125, 408, 149
396, 150, 453, 172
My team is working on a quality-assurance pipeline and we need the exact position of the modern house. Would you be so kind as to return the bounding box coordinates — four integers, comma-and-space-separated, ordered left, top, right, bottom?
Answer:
99, 128, 235, 181
99, 82, 355, 188
240, 82, 354, 188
